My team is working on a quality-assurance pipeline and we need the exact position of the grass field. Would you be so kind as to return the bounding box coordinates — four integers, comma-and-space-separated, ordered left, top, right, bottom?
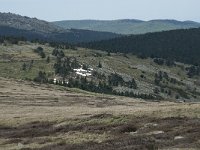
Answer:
0, 77, 200, 150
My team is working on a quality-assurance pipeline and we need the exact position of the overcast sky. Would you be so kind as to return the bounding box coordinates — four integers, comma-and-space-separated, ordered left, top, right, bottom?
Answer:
0, 0, 200, 22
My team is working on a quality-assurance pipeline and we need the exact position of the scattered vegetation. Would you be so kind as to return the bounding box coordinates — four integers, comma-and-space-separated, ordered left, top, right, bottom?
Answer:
0, 35, 200, 101
34, 71, 48, 83
186, 65, 200, 77
34, 46, 46, 58
1, 38, 200, 149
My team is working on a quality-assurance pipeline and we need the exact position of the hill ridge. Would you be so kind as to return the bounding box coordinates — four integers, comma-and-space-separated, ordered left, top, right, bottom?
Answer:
53, 19, 200, 34
0, 12, 120, 43
0, 12, 63, 33
81, 27, 200, 65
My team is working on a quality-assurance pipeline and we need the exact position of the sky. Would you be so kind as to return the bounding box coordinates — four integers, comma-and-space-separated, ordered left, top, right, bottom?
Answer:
0, 0, 200, 22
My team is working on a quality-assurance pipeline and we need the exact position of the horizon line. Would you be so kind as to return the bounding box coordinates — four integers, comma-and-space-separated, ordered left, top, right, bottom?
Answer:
1, 11, 199, 23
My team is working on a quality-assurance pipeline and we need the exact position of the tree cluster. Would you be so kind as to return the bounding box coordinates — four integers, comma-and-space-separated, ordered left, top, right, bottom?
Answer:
0, 36, 26, 44
55, 76, 152, 99
113, 90, 155, 99
34, 47, 46, 58
34, 71, 48, 83
52, 49, 65, 58
81, 28, 200, 66
154, 71, 182, 85
153, 58, 175, 66
54, 56, 80, 78
49, 42, 76, 50
67, 77, 113, 94
186, 65, 200, 78
108, 73, 137, 89
21, 60, 34, 71
93, 71, 106, 80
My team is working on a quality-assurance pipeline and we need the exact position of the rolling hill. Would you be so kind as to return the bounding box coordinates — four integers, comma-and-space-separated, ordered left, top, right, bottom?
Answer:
0, 12, 62, 33
1, 36, 200, 102
0, 26, 120, 43
53, 19, 200, 34
81, 28, 200, 66
0, 12, 120, 43
1, 30, 200, 150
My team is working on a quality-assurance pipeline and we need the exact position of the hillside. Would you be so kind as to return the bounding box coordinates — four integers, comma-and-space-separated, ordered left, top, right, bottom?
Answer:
1, 77, 200, 149
0, 26, 120, 43
1, 39, 200, 149
81, 28, 200, 66
0, 12, 120, 43
0, 12, 62, 33
1, 37, 200, 102
53, 19, 200, 34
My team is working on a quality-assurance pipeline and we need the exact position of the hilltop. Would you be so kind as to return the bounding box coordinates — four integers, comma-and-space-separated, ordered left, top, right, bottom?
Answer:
0, 12, 62, 33
53, 19, 200, 34
0, 12, 120, 43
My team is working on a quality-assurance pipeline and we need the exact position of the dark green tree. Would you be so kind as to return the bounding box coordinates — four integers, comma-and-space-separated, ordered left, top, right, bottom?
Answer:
22, 63, 27, 71
46, 56, 50, 63
98, 61, 102, 68
40, 51, 46, 58
34, 71, 48, 83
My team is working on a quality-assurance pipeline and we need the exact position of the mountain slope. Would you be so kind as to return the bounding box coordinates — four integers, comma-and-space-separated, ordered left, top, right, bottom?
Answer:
53, 19, 200, 34
0, 12, 120, 43
1, 38, 200, 102
0, 26, 120, 43
81, 28, 200, 65
1, 41, 200, 149
0, 12, 62, 33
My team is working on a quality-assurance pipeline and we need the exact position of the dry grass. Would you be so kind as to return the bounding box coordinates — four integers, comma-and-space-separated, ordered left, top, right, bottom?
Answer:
0, 77, 200, 149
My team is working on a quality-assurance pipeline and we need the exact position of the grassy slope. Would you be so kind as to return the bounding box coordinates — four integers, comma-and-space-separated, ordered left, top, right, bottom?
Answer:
0, 42, 200, 102
53, 20, 200, 34
1, 42, 200, 149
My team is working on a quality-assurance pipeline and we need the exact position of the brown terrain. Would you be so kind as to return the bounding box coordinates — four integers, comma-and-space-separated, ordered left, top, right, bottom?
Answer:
0, 77, 200, 150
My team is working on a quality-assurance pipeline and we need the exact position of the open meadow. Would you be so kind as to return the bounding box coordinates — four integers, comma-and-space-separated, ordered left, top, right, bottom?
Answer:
0, 77, 200, 150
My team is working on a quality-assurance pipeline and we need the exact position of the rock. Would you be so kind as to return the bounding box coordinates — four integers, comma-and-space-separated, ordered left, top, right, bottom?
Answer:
144, 123, 158, 128
174, 136, 184, 140
130, 131, 138, 135
18, 143, 24, 148
148, 131, 164, 135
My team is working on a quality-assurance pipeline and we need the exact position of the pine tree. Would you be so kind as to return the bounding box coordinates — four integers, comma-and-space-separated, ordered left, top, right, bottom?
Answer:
22, 63, 27, 71
40, 51, 46, 58
98, 61, 102, 68
46, 56, 50, 63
